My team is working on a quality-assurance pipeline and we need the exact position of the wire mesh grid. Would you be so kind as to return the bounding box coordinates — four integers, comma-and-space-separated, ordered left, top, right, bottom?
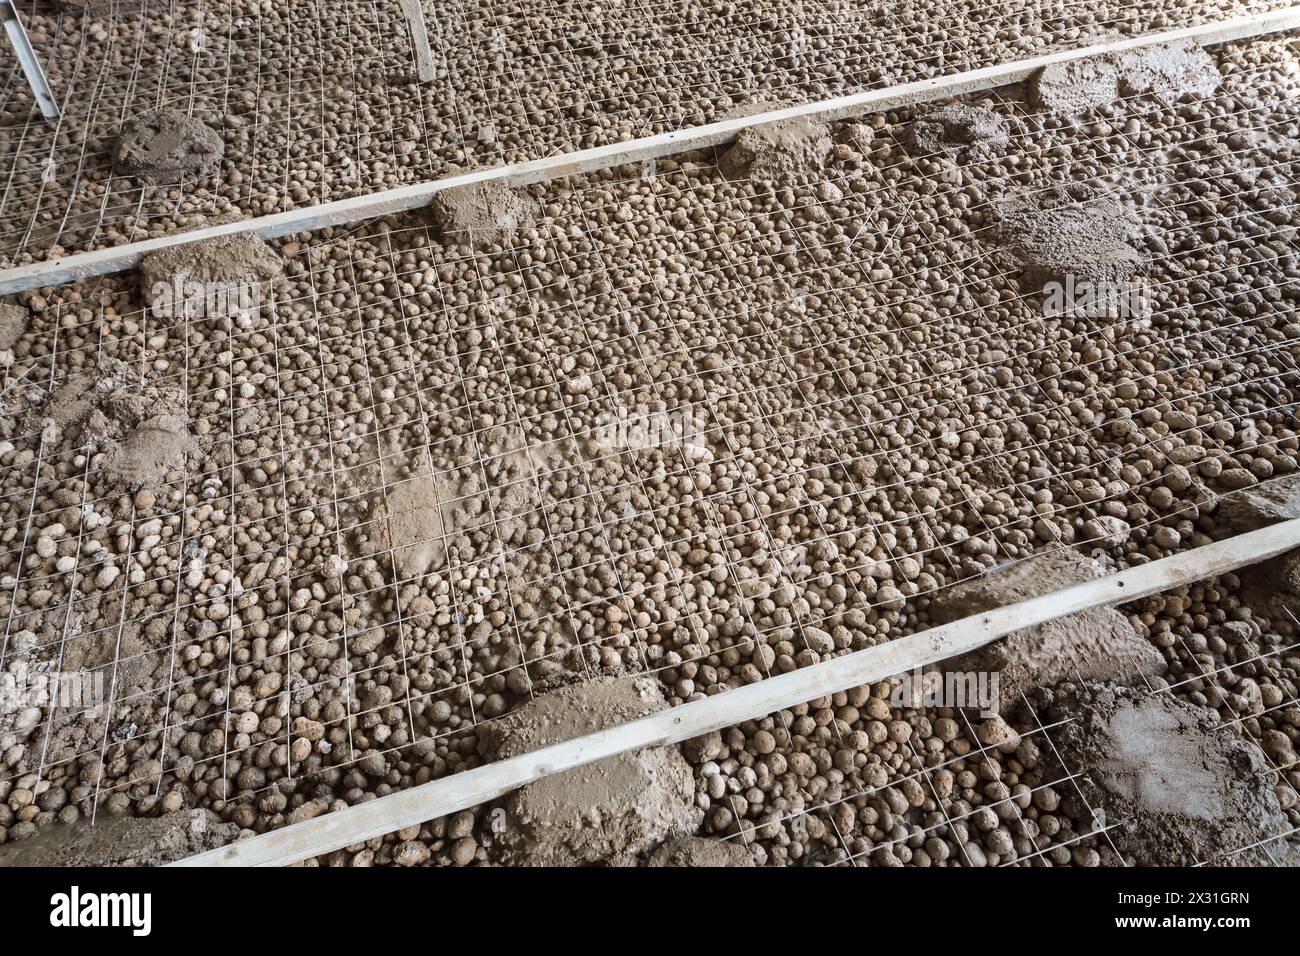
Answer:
0, 0, 1293, 267
711, 614, 1300, 868
0, 33, 1297, 856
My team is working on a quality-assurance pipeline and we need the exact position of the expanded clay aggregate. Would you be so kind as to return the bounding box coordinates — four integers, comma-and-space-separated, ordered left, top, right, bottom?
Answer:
0, 0, 1295, 265
319, 570, 1300, 868
0, 32, 1298, 866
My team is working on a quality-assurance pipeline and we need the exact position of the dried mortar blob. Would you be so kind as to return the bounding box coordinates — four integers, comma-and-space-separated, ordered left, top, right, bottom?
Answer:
1023, 682, 1290, 866
113, 107, 225, 184
0, 298, 28, 360
1214, 474, 1300, 533
1031, 40, 1221, 113
930, 550, 1163, 709
1235, 548, 1300, 629
1029, 55, 1123, 113
138, 222, 284, 323
908, 103, 1009, 154
34, 357, 197, 491
719, 116, 832, 182
991, 182, 1147, 290
0, 809, 238, 866
645, 836, 757, 867
478, 676, 702, 865
1117, 40, 1222, 102
101, 413, 196, 489
364, 472, 464, 579
431, 180, 540, 244
35, 357, 151, 434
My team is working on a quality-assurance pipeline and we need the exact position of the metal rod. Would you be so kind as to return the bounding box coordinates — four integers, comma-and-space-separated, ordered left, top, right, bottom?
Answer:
1, 0, 61, 122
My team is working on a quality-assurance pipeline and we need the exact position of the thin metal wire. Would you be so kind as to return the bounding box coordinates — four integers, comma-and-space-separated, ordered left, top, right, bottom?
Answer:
4, 35, 1299, 841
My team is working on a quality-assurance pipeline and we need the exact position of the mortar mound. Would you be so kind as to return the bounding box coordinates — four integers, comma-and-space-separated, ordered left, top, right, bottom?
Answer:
1236, 548, 1300, 629
1031, 40, 1220, 113
139, 224, 284, 318
719, 117, 832, 182
479, 675, 702, 866
931, 549, 1162, 708
1215, 474, 1300, 532
909, 103, 1009, 154
102, 413, 197, 489
432, 181, 539, 243
992, 183, 1146, 289
0, 299, 28, 357
1030, 683, 1287, 866
1119, 41, 1222, 102
1031, 54, 1122, 114
114, 108, 225, 184
0, 809, 236, 866
34, 358, 196, 490
645, 836, 756, 867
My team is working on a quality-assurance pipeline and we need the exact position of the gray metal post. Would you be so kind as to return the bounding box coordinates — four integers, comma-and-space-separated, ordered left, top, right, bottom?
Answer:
1, 0, 61, 121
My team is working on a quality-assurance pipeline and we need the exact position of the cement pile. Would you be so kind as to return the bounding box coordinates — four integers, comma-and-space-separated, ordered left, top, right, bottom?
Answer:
1031, 40, 1221, 112
645, 836, 756, 867
909, 103, 1009, 153
992, 182, 1146, 289
34, 358, 197, 491
931, 550, 1164, 708
719, 117, 832, 181
431, 181, 539, 244
478, 676, 702, 865
114, 108, 225, 184
138, 224, 284, 319
1026, 683, 1289, 866
1214, 474, 1300, 532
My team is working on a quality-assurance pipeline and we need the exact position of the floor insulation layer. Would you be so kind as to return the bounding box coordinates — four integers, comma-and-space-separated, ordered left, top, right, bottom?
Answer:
0, 30, 1297, 865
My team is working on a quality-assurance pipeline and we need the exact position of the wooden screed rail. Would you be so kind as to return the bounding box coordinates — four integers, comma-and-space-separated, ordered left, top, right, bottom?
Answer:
173, 517, 1300, 867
